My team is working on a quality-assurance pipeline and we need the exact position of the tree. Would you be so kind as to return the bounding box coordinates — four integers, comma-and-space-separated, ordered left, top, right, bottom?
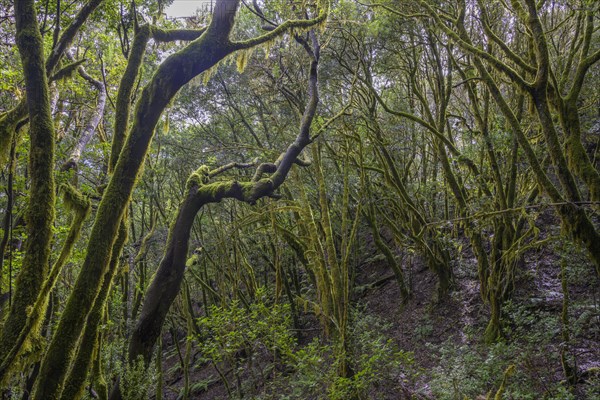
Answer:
1, 0, 599, 397
1, 0, 327, 398
111, 27, 322, 400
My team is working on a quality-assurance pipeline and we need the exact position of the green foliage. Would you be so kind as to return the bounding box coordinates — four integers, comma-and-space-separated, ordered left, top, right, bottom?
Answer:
429, 341, 545, 399
2, 0, 600, 397
583, 373, 600, 399
197, 292, 411, 400
413, 314, 434, 341
0, 65, 22, 94
121, 355, 157, 400
502, 300, 559, 343
329, 311, 413, 400
261, 310, 412, 400
198, 287, 296, 365
428, 301, 576, 399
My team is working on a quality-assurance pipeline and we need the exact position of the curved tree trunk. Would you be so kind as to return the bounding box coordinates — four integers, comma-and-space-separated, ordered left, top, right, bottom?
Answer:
33, 1, 327, 398
60, 222, 127, 400
112, 41, 321, 400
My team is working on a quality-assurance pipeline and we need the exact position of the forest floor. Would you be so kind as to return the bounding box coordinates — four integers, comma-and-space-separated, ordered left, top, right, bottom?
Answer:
352, 249, 599, 399
158, 220, 600, 399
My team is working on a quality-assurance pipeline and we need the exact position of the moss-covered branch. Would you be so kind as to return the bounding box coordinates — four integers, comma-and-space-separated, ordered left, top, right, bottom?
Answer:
49, 58, 86, 81
0, 101, 26, 164
231, 7, 328, 51
123, 37, 321, 390
108, 24, 152, 172
45, 0, 105, 75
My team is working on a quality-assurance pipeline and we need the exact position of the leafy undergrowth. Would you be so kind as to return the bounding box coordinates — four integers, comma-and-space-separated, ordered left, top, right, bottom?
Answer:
153, 232, 599, 399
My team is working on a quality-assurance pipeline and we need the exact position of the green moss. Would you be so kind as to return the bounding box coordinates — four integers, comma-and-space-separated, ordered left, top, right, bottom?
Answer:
50, 59, 86, 82
492, 365, 515, 400
60, 221, 128, 400
60, 183, 91, 213
564, 134, 600, 204
232, 5, 328, 50
109, 25, 151, 172
0, 101, 27, 164
187, 165, 211, 189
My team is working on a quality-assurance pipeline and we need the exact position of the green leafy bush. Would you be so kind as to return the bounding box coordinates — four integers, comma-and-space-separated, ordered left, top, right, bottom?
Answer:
261, 309, 412, 400
120, 355, 156, 400
428, 300, 576, 399
197, 288, 296, 367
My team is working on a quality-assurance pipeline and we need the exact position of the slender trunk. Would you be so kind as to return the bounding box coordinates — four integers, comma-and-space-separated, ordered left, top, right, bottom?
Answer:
0, 139, 16, 303
63, 56, 107, 171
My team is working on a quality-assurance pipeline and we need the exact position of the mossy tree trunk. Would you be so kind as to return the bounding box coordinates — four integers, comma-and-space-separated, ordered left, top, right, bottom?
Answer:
0, 0, 57, 376
116, 39, 321, 400
59, 221, 128, 400
0, 185, 90, 382
0, 0, 105, 382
